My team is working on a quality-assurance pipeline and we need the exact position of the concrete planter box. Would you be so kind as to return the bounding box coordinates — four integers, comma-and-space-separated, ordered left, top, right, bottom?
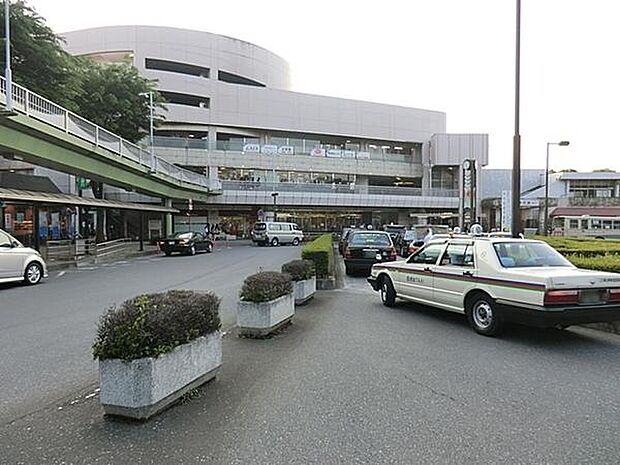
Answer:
237, 293, 294, 337
99, 331, 222, 420
293, 277, 316, 305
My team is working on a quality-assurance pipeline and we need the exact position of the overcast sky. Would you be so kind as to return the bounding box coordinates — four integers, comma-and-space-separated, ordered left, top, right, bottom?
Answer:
28, 0, 620, 172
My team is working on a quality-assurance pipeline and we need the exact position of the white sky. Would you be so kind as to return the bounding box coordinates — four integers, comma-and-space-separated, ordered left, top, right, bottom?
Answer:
29, 0, 620, 171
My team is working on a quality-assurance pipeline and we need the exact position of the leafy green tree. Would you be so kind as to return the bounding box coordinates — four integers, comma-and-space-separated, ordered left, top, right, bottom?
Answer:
0, 1, 79, 109
73, 59, 165, 143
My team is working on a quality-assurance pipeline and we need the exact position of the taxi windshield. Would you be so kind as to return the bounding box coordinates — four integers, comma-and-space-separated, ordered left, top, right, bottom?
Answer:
493, 242, 572, 268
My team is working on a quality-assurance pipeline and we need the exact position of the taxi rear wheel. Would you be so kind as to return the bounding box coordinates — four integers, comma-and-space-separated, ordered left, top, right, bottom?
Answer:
466, 293, 503, 336
379, 276, 396, 307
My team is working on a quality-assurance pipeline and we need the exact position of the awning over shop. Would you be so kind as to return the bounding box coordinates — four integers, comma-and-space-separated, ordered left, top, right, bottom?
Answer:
0, 188, 178, 213
550, 207, 620, 217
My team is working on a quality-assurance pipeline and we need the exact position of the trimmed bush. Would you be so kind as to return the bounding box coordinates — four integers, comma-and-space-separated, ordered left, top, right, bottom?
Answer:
566, 254, 620, 273
536, 236, 620, 258
302, 234, 334, 278
93, 290, 221, 361
282, 259, 316, 281
240, 271, 293, 303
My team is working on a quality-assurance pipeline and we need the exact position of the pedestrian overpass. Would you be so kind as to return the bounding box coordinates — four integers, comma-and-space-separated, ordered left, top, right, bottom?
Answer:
0, 76, 220, 202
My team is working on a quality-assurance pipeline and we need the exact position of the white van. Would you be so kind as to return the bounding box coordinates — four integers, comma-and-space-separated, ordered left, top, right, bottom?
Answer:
251, 222, 304, 246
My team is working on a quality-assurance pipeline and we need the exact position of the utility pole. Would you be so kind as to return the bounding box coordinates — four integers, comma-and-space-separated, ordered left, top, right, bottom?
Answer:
511, 0, 522, 238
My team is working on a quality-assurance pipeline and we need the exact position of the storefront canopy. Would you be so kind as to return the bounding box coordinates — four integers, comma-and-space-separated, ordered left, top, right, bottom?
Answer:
0, 188, 178, 213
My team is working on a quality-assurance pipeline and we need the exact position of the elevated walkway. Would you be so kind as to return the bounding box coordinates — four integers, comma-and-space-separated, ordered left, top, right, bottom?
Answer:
0, 77, 221, 201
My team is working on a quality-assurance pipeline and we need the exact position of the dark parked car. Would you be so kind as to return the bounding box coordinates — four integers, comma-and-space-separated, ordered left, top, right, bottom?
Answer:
343, 230, 397, 275
383, 224, 406, 242
158, 232, 213, 256
394, 230, 424, 257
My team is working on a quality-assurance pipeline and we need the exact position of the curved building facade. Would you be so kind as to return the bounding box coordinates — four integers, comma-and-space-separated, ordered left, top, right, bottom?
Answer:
63, 26, 489, 235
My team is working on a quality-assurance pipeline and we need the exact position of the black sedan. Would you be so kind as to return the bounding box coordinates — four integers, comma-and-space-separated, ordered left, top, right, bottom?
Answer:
343, 231, 397, 275
158, 232, 213, 256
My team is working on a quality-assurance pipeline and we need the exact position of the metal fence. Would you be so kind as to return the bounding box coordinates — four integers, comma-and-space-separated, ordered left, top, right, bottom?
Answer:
0, 76, 218, 191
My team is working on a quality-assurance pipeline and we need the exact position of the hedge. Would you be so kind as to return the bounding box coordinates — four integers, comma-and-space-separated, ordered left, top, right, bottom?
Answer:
302, 234, 334, 278
239, 271, 293, 303
282, 259, 316, 281
536, 236, 620, 258
566, 254, 620, 273
93, 290, 221, 361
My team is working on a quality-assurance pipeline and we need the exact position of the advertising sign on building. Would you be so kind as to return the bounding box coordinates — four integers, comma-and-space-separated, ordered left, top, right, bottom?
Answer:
261, 145, 278, 155
342, 150, 356, 158
501, 190, 511, 232
278, 145, 295, 155
461, 159, 477, 229
357, 151, 370, 160
242, 143, 260, 153
326, 149, 343, 158
310, 147, 326, 157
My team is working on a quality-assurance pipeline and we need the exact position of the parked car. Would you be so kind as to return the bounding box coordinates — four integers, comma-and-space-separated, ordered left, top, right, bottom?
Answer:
394, 230, 424, 257
251, 221, 304, 246
343, 230, 397, 275
0, 228, 47, 285
158, 232, 213, 256
339, 228, 356, 255
368, 237, 620, 336
383, 224, 406, 242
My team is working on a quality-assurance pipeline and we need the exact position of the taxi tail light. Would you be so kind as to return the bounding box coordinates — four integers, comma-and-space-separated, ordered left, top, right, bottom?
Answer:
608, 288, 620, 302
544, 290, 579, 306
344, 247, 352, 259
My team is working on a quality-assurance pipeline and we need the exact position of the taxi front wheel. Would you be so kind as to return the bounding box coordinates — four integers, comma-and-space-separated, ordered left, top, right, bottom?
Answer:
466, 293, 503, 336
380, 276, 396, 307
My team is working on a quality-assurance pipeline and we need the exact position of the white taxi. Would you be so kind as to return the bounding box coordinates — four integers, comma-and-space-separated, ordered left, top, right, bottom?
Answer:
368, 237, 620, 336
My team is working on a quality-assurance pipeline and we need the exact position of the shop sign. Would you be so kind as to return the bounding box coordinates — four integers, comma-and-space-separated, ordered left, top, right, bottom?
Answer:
342, 150, 356, 158
243, 144, 260, 153
326, 149, 343, 158
4, 213, 12, 230
357, 152, 371, 160
278, 145, 295, 155
261, 145, 278, 155
310, 147, 326, 157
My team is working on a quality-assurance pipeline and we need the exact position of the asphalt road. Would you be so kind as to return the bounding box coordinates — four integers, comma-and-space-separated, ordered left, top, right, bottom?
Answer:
0, 243, 300, 425
2, 272, 620, 464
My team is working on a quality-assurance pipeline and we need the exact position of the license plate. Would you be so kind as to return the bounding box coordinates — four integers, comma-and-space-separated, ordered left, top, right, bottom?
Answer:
580, 289, 605, 304
363, 248, 379, 259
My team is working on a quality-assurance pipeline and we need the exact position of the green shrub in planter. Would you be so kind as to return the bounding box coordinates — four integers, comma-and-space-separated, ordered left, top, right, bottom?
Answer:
282, 259, 316, 282
93, 290, 221, 361
301, 234, 334, 278
240, 271, 293, 303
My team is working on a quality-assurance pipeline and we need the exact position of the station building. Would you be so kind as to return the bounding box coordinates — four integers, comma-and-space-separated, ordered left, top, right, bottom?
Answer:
63, 26, 489, 236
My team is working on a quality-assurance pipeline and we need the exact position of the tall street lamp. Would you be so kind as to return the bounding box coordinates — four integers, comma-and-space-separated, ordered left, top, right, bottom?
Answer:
4, 0, 12, 110
543, 140, 570, 235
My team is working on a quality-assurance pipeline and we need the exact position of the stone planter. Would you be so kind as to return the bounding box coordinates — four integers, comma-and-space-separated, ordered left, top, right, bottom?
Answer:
237, 293, 294, 337
293, 276, 316, 305
99, 331, 222, 420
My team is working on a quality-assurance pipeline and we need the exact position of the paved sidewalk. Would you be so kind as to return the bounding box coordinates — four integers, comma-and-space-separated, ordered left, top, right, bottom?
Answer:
2, 290, 620, 464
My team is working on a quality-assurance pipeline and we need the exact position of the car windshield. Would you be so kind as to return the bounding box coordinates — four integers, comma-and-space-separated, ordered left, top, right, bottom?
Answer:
493, 241, 573, 268
173, 232, 193, 239
349, 233, 391, 246
253, 223, 267, 231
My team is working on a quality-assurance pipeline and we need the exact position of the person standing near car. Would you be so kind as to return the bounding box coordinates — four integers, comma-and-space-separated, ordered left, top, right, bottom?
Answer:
423, 227, 433, 244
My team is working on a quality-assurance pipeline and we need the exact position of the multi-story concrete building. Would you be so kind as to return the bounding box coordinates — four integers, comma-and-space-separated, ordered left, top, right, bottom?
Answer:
63, 26, 489, 236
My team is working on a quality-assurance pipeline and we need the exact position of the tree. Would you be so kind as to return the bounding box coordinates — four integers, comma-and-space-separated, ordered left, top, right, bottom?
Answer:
73, 59, 165, 143
0, 1, 79, 109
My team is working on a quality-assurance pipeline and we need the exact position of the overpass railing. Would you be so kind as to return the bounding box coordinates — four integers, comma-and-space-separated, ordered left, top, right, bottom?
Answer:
0, 76, 220, 192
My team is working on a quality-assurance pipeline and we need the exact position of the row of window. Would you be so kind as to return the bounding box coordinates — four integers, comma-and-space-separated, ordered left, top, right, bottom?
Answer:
145, 58, 265, 87
567, 218, 620, 230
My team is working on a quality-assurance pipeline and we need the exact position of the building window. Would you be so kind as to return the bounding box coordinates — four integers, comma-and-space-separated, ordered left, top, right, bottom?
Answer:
160, 91, 210, 108
568, 219, 579, 229
145, 58, 210, 78
218, 70, 265, 87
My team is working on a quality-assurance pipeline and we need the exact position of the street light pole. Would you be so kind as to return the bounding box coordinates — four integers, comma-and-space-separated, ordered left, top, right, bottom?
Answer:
543, 140, 570, 235
511, 0, 522, 238
4, 0, 12, 110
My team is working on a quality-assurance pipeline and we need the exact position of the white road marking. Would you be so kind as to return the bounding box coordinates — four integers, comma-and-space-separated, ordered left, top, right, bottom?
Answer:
56, 271, 65, 278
